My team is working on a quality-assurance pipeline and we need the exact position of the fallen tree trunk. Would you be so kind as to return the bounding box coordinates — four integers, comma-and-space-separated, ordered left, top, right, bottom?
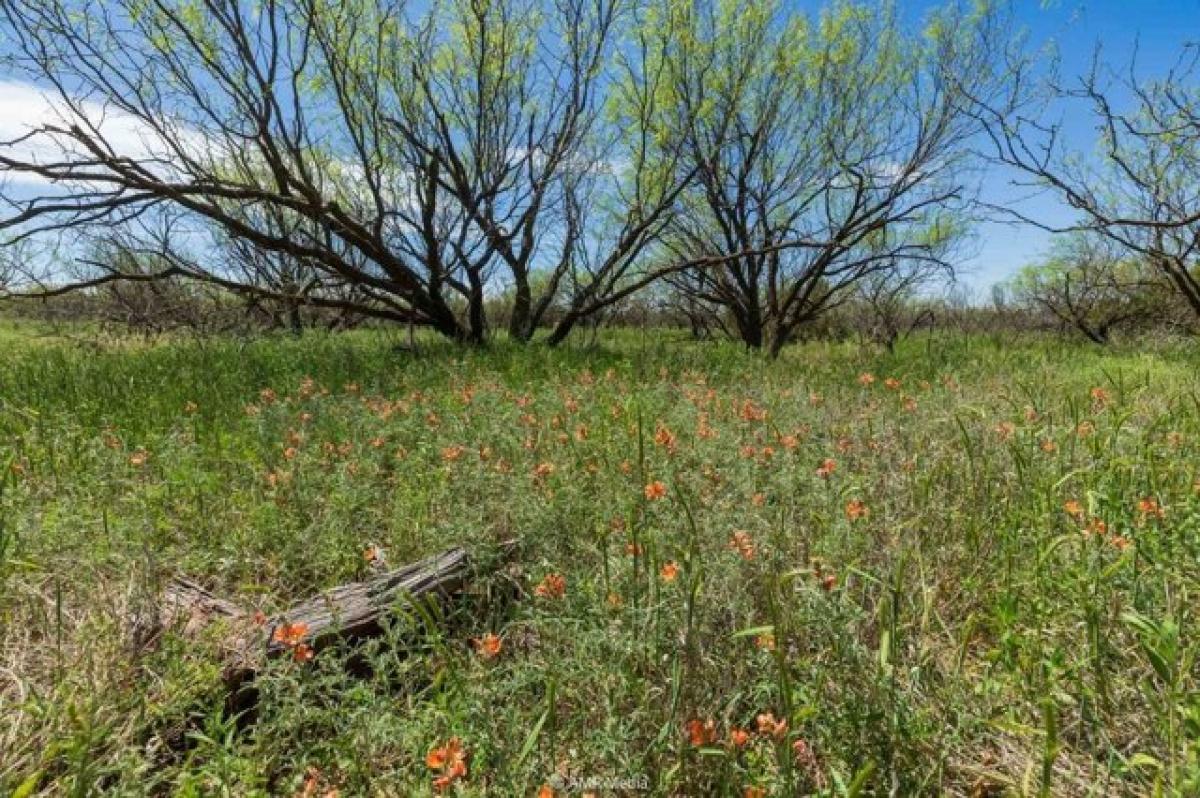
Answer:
139, 543, 512, 688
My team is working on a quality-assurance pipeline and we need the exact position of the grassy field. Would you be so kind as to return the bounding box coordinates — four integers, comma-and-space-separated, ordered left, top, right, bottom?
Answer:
1, 325, 1198, 796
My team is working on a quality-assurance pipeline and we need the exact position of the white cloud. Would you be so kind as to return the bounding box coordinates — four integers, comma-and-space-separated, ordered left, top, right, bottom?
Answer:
0, 79, 194, 188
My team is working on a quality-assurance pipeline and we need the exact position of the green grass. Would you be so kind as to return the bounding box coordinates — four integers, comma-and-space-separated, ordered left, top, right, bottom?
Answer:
1, 324, 1198, 796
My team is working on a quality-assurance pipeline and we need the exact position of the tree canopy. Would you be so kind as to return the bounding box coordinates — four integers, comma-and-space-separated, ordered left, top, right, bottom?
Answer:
0, 0, 1009, 350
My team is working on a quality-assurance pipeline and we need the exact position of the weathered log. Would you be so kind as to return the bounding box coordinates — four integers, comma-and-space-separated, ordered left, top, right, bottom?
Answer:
141, 542, 511, 686
263, 545, 470, 655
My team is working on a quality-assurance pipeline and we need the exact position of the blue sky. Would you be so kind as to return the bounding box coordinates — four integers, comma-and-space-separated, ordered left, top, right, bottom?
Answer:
951, 0, 1200, 293
1, 1, 1197, 296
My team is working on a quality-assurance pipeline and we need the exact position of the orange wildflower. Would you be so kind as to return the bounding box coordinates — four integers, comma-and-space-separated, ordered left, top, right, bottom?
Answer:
473, 632, 502, 659
1137, 497, 1165, 521
739, 400, 767, 422
654, 425, 677, 452
845, 499, 869, 521
1090, 386, 1110, 407
532, 462, 555, 480
744, 788, 766, 798
128, 450, 149, 467
534, 573, 567, 600
686, 718, 717, 746
1040, 439, 1058, 453
273, 621, 309, 648
292, 643, 315, 663
815, 458, 837, 479
440, 445, 464, 462
728, 530, 755, 561
858, 372, 876, 387
644, 480, 667, 500
660, 561, 680, 583
426, 737, 467, 792
884, 377, 901, 390
537, 786, 557, 798
727, 728, 751, 749
821, 573, 838, 592
751, 492, 766, 507
1063, 500, 1084, 518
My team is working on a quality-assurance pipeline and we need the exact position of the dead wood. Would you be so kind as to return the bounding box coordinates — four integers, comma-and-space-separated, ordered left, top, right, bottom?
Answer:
137, 542, 514, 688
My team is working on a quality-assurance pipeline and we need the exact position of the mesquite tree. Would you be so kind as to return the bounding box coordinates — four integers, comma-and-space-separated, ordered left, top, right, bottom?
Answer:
1006, 232, 1165, 344
0, 0, 1007, 345
662, 0, 1007, 355
975, 43, 1200, 321
0, 0, 697, 342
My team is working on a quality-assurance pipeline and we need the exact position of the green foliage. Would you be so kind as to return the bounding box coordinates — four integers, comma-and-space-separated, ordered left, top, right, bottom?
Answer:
1, 323, 1199, 794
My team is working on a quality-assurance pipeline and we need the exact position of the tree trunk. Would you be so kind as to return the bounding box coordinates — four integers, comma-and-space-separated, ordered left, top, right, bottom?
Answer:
287, 299, 303, 336
430, 306, 468, 342
732, 305, 764, 349
767, 315, 800, 359
508, 272, 533, 342
466, 273, 487, 345
546, 310, 581, 346
1156, 255, 1200, 321
767, 328, 788, 358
